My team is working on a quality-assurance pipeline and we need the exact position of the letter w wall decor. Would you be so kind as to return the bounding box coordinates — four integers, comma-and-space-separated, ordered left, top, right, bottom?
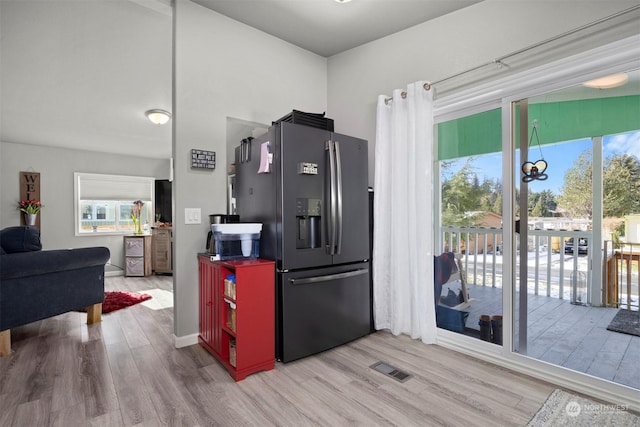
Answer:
20, 171, 41, 228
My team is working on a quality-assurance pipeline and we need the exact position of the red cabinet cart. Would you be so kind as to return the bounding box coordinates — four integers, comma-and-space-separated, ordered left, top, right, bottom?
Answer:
198, 255, 275, 381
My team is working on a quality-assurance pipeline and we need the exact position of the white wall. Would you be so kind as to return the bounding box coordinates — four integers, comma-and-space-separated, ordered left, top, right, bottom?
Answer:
626, 215, 640, 242
0, 0, 172, 159
327, 0, 640, 185
173, 0, 327, 339
0, 141, 169, 265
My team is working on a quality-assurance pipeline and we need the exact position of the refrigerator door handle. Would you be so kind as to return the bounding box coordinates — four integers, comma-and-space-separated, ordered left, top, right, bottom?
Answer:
334, 141, 343, 255
289, 268, 368, 285
326, 140, 337, 255
241, 139, 251, 163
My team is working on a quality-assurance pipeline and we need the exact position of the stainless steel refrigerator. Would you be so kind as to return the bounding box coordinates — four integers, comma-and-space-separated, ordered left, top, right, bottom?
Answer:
235, 121, 371, 362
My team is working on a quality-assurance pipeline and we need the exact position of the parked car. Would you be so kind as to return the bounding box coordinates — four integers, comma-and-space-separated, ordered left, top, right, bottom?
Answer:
564, 237, 588, 255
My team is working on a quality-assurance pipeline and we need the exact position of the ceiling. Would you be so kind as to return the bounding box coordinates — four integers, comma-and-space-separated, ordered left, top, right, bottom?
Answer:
1, 0, 173, 159
192, 0, 482, 57
1, 0, 481, 160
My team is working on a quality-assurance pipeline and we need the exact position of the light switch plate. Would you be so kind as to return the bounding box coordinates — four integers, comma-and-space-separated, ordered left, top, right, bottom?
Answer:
185, 208, 201, 224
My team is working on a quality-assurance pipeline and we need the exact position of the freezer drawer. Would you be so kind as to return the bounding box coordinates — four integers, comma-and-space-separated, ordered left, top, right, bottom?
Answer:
277, 262, 371, 362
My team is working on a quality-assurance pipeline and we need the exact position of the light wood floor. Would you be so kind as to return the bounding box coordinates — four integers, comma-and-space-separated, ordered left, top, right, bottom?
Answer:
449, 283, 640, 389
0, 275, 561, 426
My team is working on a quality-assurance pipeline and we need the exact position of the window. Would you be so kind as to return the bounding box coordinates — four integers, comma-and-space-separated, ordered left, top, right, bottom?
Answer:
74, 173, 154, 235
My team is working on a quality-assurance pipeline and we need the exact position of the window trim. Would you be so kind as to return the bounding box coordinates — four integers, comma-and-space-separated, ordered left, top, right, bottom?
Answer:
434, 35, 639, 123
74, 172, 155, 236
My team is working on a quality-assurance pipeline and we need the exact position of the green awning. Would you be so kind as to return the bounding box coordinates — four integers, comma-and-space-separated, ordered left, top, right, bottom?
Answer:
438, 95, 640, 161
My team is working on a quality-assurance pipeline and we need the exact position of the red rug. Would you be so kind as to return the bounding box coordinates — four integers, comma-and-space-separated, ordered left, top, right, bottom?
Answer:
102, 291, 152, 313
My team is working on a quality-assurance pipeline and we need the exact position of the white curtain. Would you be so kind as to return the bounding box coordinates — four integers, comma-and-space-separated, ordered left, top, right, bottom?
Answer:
373, 81, 436, 344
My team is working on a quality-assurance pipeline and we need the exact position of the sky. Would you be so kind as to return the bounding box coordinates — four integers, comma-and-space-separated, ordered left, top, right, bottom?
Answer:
445, 130, 640, 195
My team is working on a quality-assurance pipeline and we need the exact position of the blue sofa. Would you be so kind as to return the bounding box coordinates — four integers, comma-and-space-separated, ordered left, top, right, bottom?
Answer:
0, 226, 110, 356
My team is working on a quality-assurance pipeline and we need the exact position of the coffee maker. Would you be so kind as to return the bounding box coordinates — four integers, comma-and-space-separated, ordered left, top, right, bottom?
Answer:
206, 214, 240, 254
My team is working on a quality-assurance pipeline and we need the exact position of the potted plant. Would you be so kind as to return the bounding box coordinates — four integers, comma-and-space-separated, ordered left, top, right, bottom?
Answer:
17, 199, 43, 225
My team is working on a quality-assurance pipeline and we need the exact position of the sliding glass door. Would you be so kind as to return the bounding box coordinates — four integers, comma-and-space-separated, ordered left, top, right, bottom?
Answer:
434, 64, 639, 393
512, 70, 639, 389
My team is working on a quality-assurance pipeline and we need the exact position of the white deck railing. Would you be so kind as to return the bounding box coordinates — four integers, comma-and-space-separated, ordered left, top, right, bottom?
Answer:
442, 226, 592, 300
442, 226, 638, 309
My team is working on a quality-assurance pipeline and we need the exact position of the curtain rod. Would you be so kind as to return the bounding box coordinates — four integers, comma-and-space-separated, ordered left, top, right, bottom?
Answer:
384, 82, 432, 104
384, 4, 639, 105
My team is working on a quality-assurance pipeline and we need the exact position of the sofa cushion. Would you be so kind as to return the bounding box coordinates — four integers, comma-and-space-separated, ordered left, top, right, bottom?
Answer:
0, 247, 110, 281
0, 226, 42, 254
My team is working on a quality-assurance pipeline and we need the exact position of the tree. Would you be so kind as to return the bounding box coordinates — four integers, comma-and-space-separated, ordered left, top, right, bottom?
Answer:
603, 154, 640, 217
480, 178, 502, 215
441, 159, 484, 226
557, 150, 593, 218
529, 190, 557, 217
492, 192, 503, 215
530, 197, 545, 217
557, 149, 640, 218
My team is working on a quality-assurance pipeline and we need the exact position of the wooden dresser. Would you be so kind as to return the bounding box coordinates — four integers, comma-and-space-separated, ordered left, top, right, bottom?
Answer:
152, 227, 172, 274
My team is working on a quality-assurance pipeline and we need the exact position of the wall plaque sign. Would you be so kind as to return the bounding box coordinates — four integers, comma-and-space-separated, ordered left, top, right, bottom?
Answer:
191, 149, 216, 170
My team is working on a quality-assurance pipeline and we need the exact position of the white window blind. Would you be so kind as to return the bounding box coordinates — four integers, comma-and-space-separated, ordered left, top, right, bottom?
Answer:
76, 173, 153, 201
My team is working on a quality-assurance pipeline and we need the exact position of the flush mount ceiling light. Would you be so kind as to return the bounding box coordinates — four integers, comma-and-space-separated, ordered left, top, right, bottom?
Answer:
583, 73, 629, 89
335, 0, 352, 3
145, 109, 172, 125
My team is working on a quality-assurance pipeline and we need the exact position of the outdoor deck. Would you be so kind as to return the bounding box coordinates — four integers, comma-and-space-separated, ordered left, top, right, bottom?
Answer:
446, 283, 640, 390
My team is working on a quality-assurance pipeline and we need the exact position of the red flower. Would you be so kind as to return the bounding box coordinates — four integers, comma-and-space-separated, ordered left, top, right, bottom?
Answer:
17, 199, 44, 214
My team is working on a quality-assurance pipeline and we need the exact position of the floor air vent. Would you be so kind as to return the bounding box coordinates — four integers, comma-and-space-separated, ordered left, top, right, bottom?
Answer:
370, 361, 412, 383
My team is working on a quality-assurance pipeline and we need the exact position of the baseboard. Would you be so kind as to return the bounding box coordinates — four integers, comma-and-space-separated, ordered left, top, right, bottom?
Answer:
105, 270, 124, 277
174, 333, 199, 348
105, 264, 124, 277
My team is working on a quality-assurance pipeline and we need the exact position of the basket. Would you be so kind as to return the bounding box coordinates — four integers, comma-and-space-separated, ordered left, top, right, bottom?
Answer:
436, 305, 469, 333
273, 110, 334, 131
